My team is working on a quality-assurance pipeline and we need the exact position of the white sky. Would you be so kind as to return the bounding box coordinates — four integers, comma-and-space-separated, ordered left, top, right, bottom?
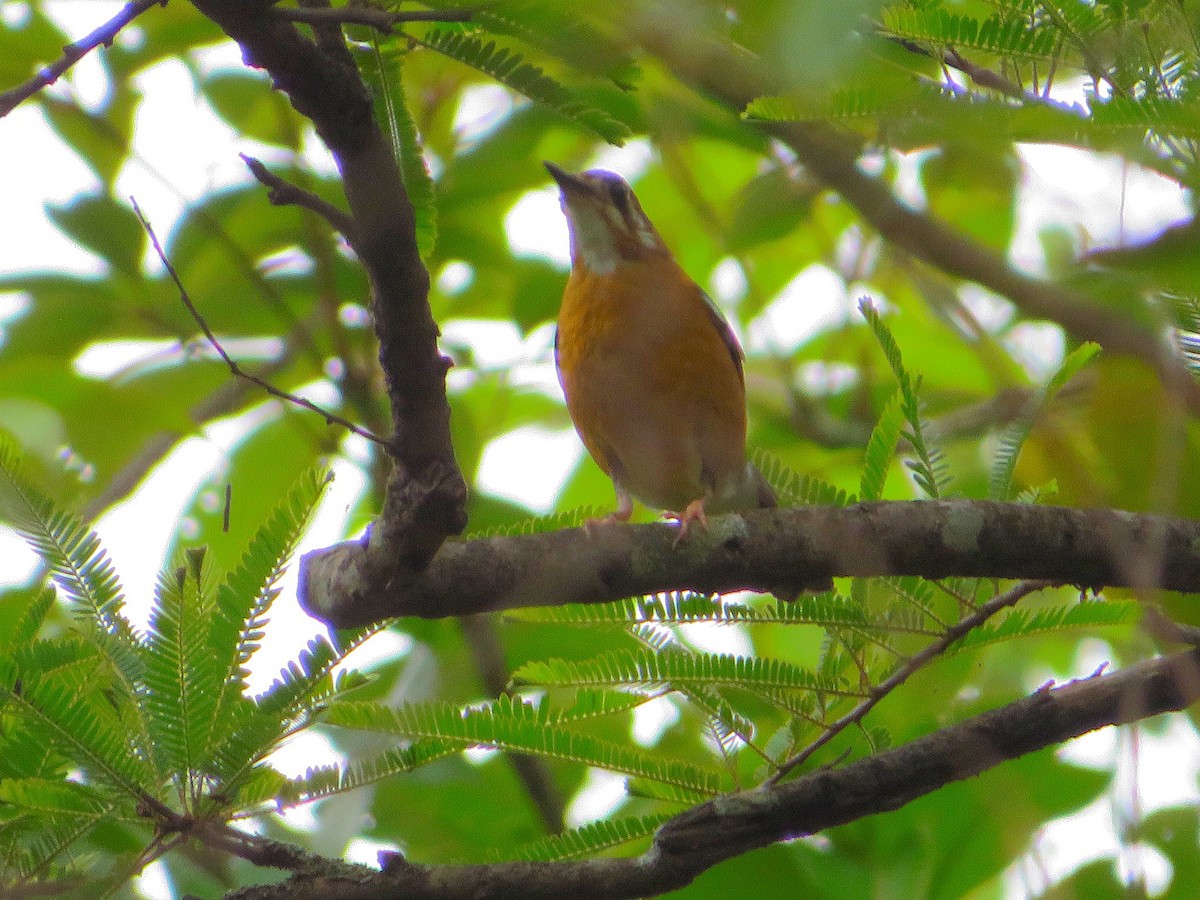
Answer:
1, 3, 1198, 897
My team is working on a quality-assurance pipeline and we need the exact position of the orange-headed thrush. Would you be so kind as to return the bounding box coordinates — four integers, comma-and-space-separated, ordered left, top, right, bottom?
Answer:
546, 162, 776, 536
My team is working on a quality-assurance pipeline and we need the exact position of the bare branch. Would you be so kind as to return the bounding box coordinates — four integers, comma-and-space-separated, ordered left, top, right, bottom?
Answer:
241, 153, 359, 250
131, 197, 389, 447
0, 0, 164, 117
300, 500, 1200, 628
770, 579, 1051, 782
224, 648, 1200, 899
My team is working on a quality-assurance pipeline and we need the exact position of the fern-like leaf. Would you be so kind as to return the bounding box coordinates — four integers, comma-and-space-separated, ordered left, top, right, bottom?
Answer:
419, 28, 630, 144
860, 388, 906, 501
142, 558, 219, 806
323, 696, 723, 794
860, 299, 950, 498
989, 342, 1100, 501
276, 739, 460, 808
880, 8, 1059, 60
514, 649, 858, 697
0, 658, 155, 798
494, 813, 673, 862
206, 469, 329, 780
947, 600, 1138, 654
754, 449, 852, 506
368, 43, 438, 258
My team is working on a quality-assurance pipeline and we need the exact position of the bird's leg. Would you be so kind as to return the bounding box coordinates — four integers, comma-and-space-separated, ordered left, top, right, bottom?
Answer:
670, 497, 709, 547
584, 482, 634, 534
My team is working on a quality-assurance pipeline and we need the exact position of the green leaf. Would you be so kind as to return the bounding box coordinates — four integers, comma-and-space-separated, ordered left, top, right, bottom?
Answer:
324, 695, 723, 794
419, 28, 631, 144
514, 649, 857, 697
367, 44, 438, 259
45, 193, 145, 279
860, 299, 950, 498
860, 389, 905, 501
493, 812, 673, 862
202, 71, 298, 148
946, 600, 1139, 654
988, 342, 1100, 501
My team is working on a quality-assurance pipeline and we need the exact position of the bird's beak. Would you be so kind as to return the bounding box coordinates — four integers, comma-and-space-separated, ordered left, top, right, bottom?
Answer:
544, 161, 590, 196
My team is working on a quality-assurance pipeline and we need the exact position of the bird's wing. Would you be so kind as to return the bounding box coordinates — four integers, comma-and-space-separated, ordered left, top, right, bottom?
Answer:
554, 325, 566, 392
700, 289, 745, 385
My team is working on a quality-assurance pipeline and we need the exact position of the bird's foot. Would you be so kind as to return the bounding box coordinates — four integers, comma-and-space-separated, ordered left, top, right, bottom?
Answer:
669, 499, 709, 547
583, 507, 633, 536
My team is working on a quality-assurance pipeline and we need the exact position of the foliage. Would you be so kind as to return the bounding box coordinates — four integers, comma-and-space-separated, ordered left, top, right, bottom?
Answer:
2, 0, 1198, 896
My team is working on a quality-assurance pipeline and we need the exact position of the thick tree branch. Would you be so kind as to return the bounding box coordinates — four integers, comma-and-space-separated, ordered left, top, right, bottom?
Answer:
0, 0, 164, 117
225, 648, 1200, 900
190, 0, 468, 597
301, 500, 1200, 628
634, 17, 1200, 415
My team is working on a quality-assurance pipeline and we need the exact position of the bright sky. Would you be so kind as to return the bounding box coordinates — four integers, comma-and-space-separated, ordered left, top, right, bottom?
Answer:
1, 3, 1198, 897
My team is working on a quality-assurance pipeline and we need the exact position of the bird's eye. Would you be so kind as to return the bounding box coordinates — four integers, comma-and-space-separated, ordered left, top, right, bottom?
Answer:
607, 181, 629, 212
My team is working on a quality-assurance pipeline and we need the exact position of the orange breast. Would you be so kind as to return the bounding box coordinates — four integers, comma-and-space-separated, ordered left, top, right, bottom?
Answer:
556, 256, 748, 513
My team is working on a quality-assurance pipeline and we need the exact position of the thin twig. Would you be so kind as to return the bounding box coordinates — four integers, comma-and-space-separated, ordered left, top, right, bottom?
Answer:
769, 579, 1052, 784
271, 3, 482, 32
241, 154, 359, 251
130, 197, 389, 448
0, 0, 165, 117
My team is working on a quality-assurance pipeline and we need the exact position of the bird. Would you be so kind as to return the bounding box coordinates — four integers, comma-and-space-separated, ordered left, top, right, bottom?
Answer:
546, 161, 776, 539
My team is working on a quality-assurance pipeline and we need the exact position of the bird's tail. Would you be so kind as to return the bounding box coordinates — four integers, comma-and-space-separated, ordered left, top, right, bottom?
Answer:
747, 461, 777, 509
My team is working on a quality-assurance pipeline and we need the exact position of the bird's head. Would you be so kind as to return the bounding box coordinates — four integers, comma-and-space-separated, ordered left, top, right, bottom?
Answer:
545, 161, 668, 275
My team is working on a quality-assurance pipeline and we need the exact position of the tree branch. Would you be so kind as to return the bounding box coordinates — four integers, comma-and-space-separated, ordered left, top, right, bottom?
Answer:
0, 0, 164, 117
225, 648, 1200, 899
132, 197, 389, 447
241, 153, 359, 250
634, 16, 1200, 416
301, 500, 1200, 628
190, 0, 468, 600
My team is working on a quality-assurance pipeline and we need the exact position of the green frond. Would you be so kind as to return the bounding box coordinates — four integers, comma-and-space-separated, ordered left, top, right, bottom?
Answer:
550, 688, 663, 722
142, 559, 220, 805
419, 27, 631, 144
8, 636, 104, 697
754, 449, 852, 506
473, 505, 601, 538
494, 812, 673, 862
0, 813, 102, 885
323, 697, 723, 794
744, 86, 904, 123
0, 659, 155, 798
883, 578, 945, 628
0, 439, 141, 675
879, 8, 1059, 60
624, 778, 713, 805
367, 43, 437, 258
682, 685, 758, 760
1015, 480, 1059, 504
467, 1, 642, 88
207, 469, 330, 776
210, 626, 379, 794
989, 342, 1100, 501
3, 586, 57, 652
1089, 96, 1200, 138
946, 600, 1139, 654
514, 649, 857, 697
276, 739, 460, 807
0, 778, 116, 824
860, 388, 906, 501
860, 299, 950, 498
